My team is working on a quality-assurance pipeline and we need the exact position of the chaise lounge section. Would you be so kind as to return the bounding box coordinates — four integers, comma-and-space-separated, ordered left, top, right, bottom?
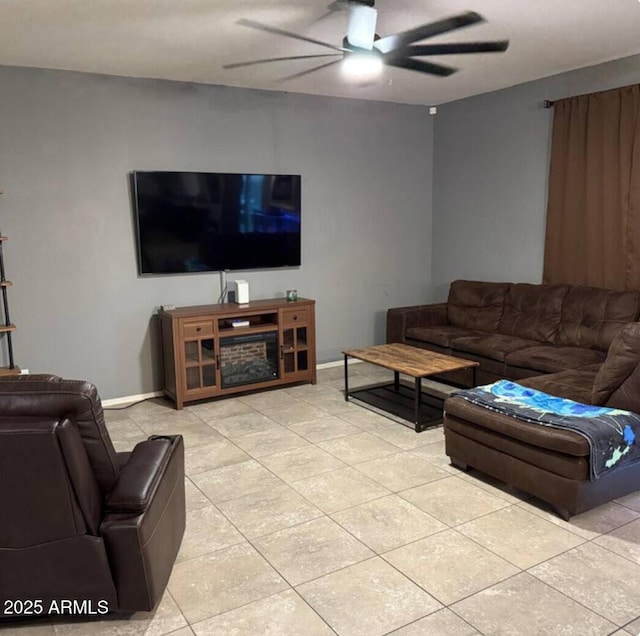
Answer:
443, 323, 640, 519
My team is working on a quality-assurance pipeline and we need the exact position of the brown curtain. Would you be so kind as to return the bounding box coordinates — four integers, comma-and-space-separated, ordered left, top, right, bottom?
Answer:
543, 84, 640, 290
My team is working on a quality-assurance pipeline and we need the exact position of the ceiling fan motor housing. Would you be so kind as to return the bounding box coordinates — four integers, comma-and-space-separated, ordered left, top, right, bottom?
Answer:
342, 34, 381, 51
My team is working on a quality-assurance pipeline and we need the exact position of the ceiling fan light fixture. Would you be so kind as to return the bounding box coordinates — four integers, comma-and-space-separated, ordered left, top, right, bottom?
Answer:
347, 4, 378, 49
341, 51, 383, 79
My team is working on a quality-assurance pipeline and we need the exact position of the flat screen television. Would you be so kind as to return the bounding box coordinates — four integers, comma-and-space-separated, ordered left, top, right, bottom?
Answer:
132, 171, 301, 274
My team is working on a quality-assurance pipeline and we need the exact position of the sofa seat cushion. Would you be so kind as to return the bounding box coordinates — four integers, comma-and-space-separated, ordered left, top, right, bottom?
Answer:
405, 325, 483, 348
451, 334, 543, 362
406, 340, 450, 357
519, 367, 600, 404
506, 346, 606, 374
498, 283, 569, 343
557, 286, 640, 351
445, 395, 589, 457
446, 280, 510, 332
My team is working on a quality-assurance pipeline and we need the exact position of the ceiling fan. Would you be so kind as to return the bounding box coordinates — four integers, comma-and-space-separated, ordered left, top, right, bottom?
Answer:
223, 0, 509, 82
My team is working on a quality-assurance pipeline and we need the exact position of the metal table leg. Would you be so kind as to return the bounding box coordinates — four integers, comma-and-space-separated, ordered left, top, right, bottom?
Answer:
344, 353, 349, 402
394, 371, 400, 391
414, 377, 422, 432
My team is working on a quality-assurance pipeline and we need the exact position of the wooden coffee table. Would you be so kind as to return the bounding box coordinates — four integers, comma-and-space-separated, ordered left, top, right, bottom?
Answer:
343, 343, 479, 432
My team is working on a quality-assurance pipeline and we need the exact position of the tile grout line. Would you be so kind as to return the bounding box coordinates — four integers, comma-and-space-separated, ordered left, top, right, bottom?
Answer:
106, 383, 640, 635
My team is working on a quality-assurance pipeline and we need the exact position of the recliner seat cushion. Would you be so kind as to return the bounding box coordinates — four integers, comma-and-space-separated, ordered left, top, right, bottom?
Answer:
557, 286, 640, 351
498, 283, 569, 342
446, 280, 510, 332
506, 346, 606, 374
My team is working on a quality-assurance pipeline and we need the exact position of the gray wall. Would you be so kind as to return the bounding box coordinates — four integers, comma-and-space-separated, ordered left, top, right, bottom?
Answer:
432, 53, 640, 301
0, 66, 433, 399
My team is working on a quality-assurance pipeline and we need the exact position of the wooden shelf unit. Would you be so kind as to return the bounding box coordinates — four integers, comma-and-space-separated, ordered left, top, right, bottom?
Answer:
159, 298, 316, 409
0, 189, 18, 375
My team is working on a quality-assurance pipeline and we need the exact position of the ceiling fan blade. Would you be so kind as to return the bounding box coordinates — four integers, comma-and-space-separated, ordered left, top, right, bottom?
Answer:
313, 0, 373, 22
385, 56, 457, 77
236, 18, 348, 53
313, 9, 338, 23
400, 41, 509, 56
223, 54, 342, 70
317, 0, 348, 19
277, 59, 343, 82
375, 11, 484, 54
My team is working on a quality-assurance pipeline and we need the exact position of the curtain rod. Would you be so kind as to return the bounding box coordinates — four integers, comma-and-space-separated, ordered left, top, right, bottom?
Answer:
544, 84, 638, 109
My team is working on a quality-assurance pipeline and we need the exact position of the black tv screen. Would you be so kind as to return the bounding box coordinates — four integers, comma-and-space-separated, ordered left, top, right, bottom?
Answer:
132, 171, 301, 274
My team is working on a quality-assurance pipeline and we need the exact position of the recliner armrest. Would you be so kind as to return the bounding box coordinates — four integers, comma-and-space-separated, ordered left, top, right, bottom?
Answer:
100, 434, 185, 611
386, 303, 449, 343
105, 436, 179, 514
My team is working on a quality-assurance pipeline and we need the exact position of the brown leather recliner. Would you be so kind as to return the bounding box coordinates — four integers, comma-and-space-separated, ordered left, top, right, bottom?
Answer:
0, 375, 186, 615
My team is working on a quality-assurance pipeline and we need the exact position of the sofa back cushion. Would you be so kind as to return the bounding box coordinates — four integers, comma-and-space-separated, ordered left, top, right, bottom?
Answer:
557, 286, 640, 351
592, 322, 640, 412
498, 283, 569, 343
447, 280, 510, 332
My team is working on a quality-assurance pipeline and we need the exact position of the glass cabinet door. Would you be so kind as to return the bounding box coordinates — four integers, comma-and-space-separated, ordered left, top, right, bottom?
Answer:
184, 338, 217, 391
281, 325, 309, 376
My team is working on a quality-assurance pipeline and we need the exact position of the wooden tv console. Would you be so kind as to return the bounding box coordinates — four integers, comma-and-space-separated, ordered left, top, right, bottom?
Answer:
159, 298, 316, 409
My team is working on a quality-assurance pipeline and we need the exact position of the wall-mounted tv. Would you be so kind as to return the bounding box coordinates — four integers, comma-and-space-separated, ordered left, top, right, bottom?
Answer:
132, 171, 301, 275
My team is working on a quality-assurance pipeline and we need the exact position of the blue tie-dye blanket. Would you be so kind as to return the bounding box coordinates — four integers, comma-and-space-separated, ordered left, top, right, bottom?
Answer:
452, 380, 639, 480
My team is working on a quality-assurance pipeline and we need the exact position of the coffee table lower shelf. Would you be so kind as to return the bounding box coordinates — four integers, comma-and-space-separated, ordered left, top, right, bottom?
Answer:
347, 381, 445, 432
342, 344, 478, 433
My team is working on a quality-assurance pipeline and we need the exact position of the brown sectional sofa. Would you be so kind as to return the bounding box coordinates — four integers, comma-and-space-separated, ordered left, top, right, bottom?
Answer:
386, 280, 640, 518
386, 279, 640, 387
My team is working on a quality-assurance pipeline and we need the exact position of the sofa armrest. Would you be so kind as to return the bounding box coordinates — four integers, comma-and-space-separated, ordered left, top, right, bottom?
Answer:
386, 303, 449, 343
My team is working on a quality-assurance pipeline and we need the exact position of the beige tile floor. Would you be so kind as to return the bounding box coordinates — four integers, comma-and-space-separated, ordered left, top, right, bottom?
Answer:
7, 363, 640, 636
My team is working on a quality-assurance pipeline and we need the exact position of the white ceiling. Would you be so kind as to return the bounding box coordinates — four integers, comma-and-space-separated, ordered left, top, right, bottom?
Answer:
1, 1, 640, 106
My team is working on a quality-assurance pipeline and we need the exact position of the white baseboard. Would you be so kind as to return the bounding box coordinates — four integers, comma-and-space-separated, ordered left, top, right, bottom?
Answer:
12, 369, 160, 408
101, 361, 357, 407
102, 391, 163, 408
317, 359, 362, 370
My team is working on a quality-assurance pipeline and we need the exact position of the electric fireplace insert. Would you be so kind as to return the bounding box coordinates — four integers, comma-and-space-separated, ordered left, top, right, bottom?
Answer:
219, 331, 279, 389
